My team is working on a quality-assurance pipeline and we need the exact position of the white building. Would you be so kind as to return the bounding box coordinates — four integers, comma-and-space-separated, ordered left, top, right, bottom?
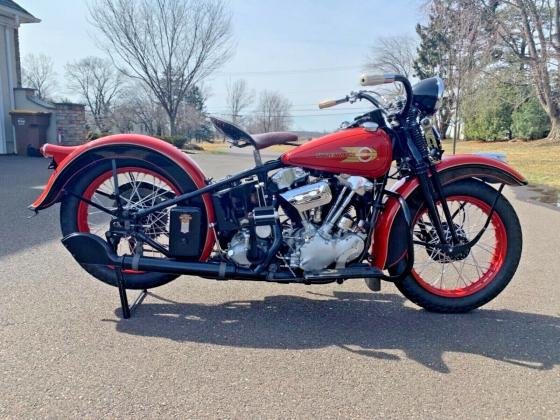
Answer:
0, 0, 39, 154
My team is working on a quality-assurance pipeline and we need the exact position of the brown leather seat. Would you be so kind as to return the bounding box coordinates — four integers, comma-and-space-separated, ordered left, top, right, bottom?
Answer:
251, 132, 298, 150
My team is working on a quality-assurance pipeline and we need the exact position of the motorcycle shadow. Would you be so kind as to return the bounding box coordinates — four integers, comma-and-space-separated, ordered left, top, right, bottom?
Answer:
112, 291, 559, 373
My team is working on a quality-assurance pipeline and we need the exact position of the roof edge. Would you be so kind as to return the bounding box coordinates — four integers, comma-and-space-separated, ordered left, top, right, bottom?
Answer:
0, 4, 40, 24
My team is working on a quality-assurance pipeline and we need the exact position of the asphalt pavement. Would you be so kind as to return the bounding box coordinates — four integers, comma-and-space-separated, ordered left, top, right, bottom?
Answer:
1, 153, 559, 418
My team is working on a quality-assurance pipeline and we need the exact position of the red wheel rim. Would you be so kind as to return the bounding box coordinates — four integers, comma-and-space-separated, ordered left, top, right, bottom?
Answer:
77, 167, 181, 273
411, 195, 507, 298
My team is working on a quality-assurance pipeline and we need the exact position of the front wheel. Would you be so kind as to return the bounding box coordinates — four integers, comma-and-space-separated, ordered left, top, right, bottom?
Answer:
391, 179, 522, 313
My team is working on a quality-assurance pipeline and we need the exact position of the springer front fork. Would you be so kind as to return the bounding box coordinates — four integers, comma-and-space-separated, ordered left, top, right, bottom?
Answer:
414, 164, 504, 252
416, 169, 459, 245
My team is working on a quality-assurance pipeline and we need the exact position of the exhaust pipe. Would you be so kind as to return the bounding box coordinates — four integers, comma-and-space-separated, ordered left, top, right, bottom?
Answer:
61, 233, 383, 284
61, 233, 264, 281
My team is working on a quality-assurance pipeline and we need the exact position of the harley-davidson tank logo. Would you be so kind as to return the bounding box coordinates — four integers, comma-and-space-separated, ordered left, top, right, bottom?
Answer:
314, 147, 377, 163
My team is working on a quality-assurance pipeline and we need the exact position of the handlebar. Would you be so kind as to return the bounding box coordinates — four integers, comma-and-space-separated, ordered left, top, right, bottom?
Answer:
359, 73, 396, 86
360, 73, 413, 117
317, 73, 413, 119
318, 96, 349, 109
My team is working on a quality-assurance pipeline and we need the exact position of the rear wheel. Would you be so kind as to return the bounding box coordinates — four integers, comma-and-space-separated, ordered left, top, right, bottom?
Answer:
391, 180, 522, 313
60, 159, 202, 289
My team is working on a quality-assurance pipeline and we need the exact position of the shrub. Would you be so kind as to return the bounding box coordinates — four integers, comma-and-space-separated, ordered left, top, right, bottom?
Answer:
159, 135, 188, 149
86, 131, 102, 141
183, 143, 204, 151
463, 82, 513, 141
511, 98, 550, 140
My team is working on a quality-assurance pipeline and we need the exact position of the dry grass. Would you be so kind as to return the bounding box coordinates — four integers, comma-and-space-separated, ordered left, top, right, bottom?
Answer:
197, 141, 230, 154
446, 139, 560, 189
197, 138, 560, 189
198, 141, 293, 155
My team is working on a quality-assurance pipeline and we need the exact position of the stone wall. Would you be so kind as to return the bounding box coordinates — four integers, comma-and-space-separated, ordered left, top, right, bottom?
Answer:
55, 103, 86, 145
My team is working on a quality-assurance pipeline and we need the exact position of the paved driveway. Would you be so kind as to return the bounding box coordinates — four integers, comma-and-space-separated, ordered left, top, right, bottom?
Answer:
1, 154, 559, 418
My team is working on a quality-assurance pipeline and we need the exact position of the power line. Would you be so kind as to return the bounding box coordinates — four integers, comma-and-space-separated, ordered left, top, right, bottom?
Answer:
214, 64, 364, 77
209, 112, 364, 118
206, 107, 372, 113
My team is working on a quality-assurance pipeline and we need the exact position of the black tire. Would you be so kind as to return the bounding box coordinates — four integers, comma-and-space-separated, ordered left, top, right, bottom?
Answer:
390, 179, 522, 313
60, 158, 204, 290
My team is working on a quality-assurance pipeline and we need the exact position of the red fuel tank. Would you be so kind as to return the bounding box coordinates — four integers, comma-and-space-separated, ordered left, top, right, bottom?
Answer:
281, 127, 392, 178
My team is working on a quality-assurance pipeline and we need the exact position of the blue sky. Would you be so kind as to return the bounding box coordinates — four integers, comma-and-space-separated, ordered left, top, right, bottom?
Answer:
18, 0, 424, 132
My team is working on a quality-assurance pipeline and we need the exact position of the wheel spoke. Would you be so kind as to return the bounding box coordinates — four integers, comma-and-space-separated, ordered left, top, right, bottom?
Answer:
411, 194, 505, 298
79, 168, 179, 260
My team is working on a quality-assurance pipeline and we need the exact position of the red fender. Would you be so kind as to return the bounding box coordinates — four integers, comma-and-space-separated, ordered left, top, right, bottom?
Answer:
371, 154, 527, 269
31, 134, 216, 261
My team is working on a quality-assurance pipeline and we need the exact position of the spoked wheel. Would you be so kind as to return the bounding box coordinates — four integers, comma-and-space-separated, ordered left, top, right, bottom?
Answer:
77, 167, 179, 258
392, 179, 522, 313
60, 159, 203, 289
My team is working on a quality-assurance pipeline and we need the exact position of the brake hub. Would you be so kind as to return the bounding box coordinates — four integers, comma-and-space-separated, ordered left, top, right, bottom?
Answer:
424, 222, 470, 263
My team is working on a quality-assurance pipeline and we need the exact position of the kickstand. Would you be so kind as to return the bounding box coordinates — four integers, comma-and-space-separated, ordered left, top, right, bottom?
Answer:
116, 268, 148, 319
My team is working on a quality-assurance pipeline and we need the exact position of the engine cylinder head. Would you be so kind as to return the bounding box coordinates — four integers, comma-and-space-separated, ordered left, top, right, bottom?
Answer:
280, 181, 332, 213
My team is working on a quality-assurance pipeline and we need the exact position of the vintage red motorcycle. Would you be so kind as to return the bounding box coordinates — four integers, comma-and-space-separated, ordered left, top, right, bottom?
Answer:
31, 74, 525, 318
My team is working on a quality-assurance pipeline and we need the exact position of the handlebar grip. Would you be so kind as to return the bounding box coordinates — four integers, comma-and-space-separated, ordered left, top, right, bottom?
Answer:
318, 96, 348, 109
359, 73, 396, 86
319, 99, 338, 109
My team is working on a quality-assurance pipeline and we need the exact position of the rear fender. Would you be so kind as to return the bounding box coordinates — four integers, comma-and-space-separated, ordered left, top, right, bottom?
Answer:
31, 134, 216, 260
372, 154, 527, 269
40, 143, 79, 165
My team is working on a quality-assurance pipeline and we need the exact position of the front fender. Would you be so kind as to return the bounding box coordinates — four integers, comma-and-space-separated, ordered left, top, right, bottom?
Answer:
30, 134, 216, 260
371, 154, 527, 269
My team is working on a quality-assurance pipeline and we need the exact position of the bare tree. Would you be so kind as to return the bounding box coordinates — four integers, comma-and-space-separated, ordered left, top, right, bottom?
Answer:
226, 79, 254, 124
65, 56, 123, 132
22, 53, 57, 100
486, 0, 560, 142
89, 0, 233, 136
110, 104, 135, 133
366, 35, 417, 79
415, 1, 485, 149
251, 90, 292, 133
117, 83, 167, 136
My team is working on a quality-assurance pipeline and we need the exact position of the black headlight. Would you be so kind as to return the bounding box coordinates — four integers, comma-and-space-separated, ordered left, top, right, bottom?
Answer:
412, 77, 445, 115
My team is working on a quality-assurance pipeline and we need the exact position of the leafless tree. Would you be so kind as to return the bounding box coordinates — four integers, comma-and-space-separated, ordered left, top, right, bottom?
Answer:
22, 53, 57, 100
251, 90, 292, 133
65, 56, 124, 133
226, 79, 254, 124
175, 102, 207, 140
116, 83, 167, 136
486, 0, 560, 142
109, 101, 136, 133
89, 0, 233, 136
366, 35, 417, 79
416, 1, 485, 149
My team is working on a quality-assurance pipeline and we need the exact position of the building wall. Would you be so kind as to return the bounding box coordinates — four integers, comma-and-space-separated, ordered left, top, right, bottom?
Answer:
14, 27, 20, 86
0, 14, 18, 154
14, 87, 56, 141
14, 89, 87, 146
54, 103, 87, 146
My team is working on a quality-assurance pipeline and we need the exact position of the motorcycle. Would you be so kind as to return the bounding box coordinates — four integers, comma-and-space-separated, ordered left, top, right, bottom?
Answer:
31, 74, 526, 318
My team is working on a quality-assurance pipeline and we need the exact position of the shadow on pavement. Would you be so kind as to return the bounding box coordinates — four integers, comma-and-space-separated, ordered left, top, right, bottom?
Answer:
112, 291, 559, 373
0, 156, 60, 257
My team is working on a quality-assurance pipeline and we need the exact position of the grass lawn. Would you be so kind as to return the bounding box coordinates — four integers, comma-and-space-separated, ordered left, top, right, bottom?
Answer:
197, 141, 295, 155
445, 139, 560, 189
196, 138, 560, 189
